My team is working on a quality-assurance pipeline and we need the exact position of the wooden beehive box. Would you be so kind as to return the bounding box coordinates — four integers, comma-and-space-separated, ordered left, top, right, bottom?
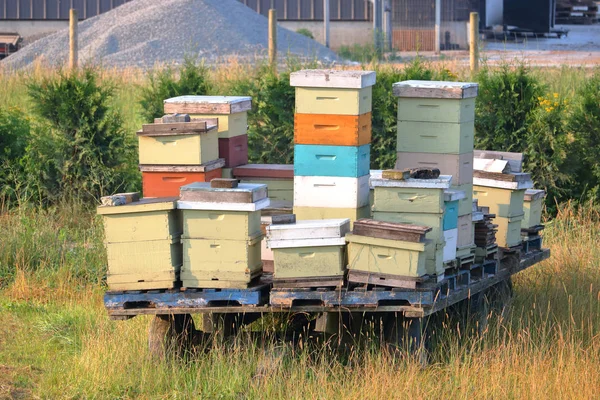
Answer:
293, 175, 370, 209
179, 182, 268, 204
267, 219, 350, 279
452, 183, 474, 216
443, 228, 458, 261
139, 160, 224, 198
495, 214, 525, 248
392, 80, 478, 100
397, 97, 475, 124
290, 69, 377, 90
295, 86, 373, 116
443, 189, 465, 230
294, 113, 372, 146
473, 172, 533, 218
522, 189, 546, 228
293, 206, 371, 228
137, 120, 219, 165
396, 121, 474, 155
395, 152, 473, 186
164, 96, 252, 139
457, 213, 474, 248
371, 175, 452, 214
182, 209, 261, 241
218, 134, 248, 168
294, 144, 370, 178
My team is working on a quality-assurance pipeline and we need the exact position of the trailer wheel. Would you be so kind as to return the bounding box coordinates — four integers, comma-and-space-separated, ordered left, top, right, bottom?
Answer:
148, 314, 196, 359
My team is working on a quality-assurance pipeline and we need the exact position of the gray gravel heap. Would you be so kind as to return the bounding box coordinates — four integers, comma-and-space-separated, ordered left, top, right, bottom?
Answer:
2, 0, 337, 69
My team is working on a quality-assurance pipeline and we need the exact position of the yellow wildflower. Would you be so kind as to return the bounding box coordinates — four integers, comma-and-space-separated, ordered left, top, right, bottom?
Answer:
553, 93, 559, 98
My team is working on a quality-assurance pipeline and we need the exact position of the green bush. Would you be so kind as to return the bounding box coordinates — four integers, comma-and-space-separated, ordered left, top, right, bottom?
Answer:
27, 68, 137, 204
338, 44, 382, 64
139, 57, 211, 123
0, 106, 31, 205
296, 28, 314, 39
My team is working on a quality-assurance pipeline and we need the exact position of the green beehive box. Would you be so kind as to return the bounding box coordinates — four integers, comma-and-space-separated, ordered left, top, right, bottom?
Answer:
373, 211, 444, 242
522, 189, 545, 228
452, 183, 473, 216
98, 198, 182, 243
397, 121, 474, 155
397, 97, 475, 123
496, 214, 524, 248
272, 246, 346, 279
295, 87, 372, 116
239, 178, 293, 202
346, 234, 428, 278
373, 186, 445, 214
182, 209, 261, 241
181, 234, 262, 288
425, 244, 445, 277
473, 185, 526, 218
190, 112, 248, 139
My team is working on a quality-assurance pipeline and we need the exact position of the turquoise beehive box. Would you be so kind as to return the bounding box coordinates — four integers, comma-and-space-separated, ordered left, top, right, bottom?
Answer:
294, 144, 370, 178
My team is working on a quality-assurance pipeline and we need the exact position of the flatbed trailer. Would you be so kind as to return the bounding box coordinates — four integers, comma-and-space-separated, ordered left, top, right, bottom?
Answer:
104, 246, 550, 356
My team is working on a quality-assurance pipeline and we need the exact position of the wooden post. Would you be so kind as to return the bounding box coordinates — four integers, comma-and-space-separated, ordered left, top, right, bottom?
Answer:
383, 0, 392, 51
323, 0, 330, 48
373, 0, 383, 52
470, 12, 479, 73
434, 0, 441, 53
69, 8, 78, 71
268, 9, 277, 71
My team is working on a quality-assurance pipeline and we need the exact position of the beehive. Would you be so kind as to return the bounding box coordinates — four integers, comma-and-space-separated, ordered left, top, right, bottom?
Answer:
295, 86, 372, 115
139, 160, 224, 198
522, 189, 546, 229
371, 175, 452, 214
293, 206, 371, 227
294, 144, 370, 178
395, 152, 473, 185
218, 134, 248, 168
496, 214, 525, 248
293, 175, 370, 209
473, 185, 526, 218
294, 113, 372, 146
267, 219, 350, 279
233, 164, 294, 202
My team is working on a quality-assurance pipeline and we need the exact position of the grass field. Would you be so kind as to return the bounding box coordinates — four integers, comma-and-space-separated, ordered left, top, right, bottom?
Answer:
1, 61, 600, 398
1, 203, 599, 399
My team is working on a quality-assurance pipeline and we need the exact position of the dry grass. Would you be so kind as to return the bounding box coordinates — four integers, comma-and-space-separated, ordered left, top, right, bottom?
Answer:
0, 204, 599, 398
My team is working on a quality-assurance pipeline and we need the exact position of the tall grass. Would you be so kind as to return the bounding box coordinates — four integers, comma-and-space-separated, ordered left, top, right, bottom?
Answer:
1, 203, 600, 398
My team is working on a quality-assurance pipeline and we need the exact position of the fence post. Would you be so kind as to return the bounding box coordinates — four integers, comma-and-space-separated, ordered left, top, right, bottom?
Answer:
69, 8, 78, 70
469, 12, 479, 73
434, 0, 441, 53
268, 9, 277, 71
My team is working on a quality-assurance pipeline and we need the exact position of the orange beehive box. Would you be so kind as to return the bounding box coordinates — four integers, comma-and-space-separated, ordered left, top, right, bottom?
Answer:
294, 112, 372, 146
140, 160, 224, 198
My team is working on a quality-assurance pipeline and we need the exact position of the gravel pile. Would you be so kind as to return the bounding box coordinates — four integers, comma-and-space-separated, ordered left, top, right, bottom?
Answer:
2, 0, 337, 69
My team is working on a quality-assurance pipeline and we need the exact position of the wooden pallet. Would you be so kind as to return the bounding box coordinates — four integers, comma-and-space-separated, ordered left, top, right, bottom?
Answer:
521, 235, 543, 253
272, 275, 345, 289
475, 243, 499, 263
104, 279, 271, 310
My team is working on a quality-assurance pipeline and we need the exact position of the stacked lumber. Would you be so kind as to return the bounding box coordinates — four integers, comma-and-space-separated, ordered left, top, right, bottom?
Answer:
556, 1, 598, 24
290, 70, 376, 228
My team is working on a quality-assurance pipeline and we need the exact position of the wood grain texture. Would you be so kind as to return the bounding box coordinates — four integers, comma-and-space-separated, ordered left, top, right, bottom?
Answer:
393, 80, 479, 99
352, 218, 430, 243
164, 96, 252, 115
473, 170, 531, 183
139, 159, 225, 173
218, 135, 248, 168
295, 87, 372, 115
210, 178, 239, 188
290, 69, 376, 89
139, 121, 216, 135
179, 182, 268, 203
474, 150, 523, 172
372, 211, 444, 244
142, 169, 221, 198
395, 152, 473, 185
233, 164, 294, 179
294, 112, 372, 146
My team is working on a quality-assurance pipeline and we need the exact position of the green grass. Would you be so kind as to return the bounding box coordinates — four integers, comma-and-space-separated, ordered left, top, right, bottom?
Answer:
1, 204, 600, 398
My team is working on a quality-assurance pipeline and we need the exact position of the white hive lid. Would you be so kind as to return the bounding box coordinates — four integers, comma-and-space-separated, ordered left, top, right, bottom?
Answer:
393, 80, 479, 99
371, 175, 453, 189
290, 69, 376, 89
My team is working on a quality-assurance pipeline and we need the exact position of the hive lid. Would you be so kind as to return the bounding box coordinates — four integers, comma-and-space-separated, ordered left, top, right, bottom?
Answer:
524, 189, 546, 201
444, 189, 466, 202
137, 120, 218, 136
267, 218, 351, 241
473, 172, 533, 190
139, 159, 225, 173
290, 69, 376, 89
177, 198, 270, 212
267, 237, 347, 249
164, 96, 252, 115
233, 164, 294, 179
345, 233, 428, 251
472, 211, 485, 222
352, 219, 430, 243
179, 182, 268, 203
370, 175, 452, 189
393, 80, 479, 99
97, 197, 178, 215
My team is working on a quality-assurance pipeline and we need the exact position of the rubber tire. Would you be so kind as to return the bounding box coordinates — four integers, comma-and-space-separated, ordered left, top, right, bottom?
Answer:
148, 314, 196, 359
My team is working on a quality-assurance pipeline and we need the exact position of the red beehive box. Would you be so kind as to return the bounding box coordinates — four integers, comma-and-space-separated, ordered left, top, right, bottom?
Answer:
140, 160, 225, 198
219, 134, 249, 168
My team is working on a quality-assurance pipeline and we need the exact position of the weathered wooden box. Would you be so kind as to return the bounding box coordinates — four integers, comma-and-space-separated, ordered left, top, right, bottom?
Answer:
346, 234, 428, 278
181, 234, 262, 288
395, 152, 473, 185
290, 69, 377, 89
233, 164, 294, 179
397, 97, 475, 123
443, 228, 458, 262
267, 219, 350, 279
191, 112, 248, 139
293, 175, 370, 208
457, 213, 474, 248
140, 161, 224, 198
293, 206, 371, 228
294, 113, 372, 146
179, 182, 268, 204
522, 189, 545, 228
295, 86, 372, 115
294, 144, 370, 178
98, 198, 182, 243
473, 185, 526, 218
396, 120, 474, 155
137, 121, 219, 165
393, 80, 479, 100
218, 134, 248, 168
182, 209, 261, 241
496, 214, 524, 248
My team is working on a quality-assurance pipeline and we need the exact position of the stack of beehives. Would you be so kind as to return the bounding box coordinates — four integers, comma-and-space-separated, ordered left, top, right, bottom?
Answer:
177, 180, 270, 288
163, 95, 252, 177
232, 164, 294, 205
137, 116, 223, 197
290, 70, 375, 226
369, 172, 454, 280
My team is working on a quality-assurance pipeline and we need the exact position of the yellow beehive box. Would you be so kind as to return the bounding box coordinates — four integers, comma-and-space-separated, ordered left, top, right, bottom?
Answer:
457, 214, 474, 248
137, 121, 219, 165
98, 198, 182, 243
496, 214, 524, 248
522, 189, 545, 228
106, 270, 179, 291
473, 185, 526, 218
272, 246, 346, 279
190, 112, 248, 139
295, 86, 372, 115
182, 209, 261, 241
346, 233, 429, 278
425, 244, 445, 277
